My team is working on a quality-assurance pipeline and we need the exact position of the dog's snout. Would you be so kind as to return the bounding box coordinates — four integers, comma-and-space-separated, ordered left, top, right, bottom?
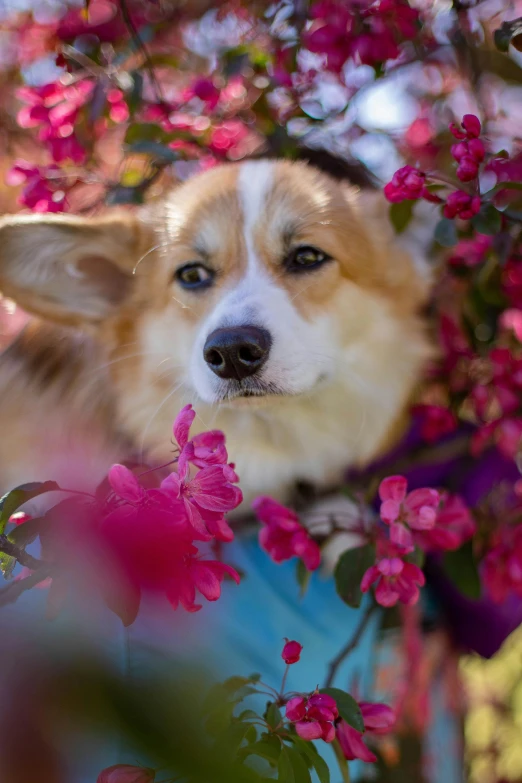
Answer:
203, 326, 271, 381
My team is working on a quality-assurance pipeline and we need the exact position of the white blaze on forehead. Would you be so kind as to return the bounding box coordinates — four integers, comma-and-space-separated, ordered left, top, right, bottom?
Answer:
237, 161, 275, 270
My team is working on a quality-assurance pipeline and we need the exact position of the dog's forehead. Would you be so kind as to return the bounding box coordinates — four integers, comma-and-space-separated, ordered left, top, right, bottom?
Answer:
159, 160, 337, 249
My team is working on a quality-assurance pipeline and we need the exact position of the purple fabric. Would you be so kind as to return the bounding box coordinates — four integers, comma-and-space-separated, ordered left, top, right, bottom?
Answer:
350, 414, 522, 658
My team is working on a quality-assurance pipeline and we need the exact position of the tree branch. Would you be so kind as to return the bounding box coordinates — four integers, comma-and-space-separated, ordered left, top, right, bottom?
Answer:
325, 603, 379, 688
0, 567, 52, 607
0, 534, 43, 571
118, 0, 164, 104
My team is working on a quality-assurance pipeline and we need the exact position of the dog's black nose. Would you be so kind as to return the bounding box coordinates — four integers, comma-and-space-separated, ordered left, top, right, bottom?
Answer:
203, 326, 271, 381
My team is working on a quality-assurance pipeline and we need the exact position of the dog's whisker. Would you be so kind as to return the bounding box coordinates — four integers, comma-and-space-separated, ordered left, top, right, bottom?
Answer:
139, 379, 187, 460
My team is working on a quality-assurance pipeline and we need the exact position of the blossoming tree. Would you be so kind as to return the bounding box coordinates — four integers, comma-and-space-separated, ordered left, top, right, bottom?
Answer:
2, 0, 522, 781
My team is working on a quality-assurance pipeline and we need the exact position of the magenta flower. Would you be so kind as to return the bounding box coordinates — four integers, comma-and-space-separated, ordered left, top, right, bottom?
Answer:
282, 639, 303, 664
378, 476, 440, 551
253, 497, 321, 571
166, 557, 240, 613
483, 526, 522, 603
337, 701, 395, 763
97, 765, 155, 783
415, 493, 475, 552
286, 692, 338, 743
108, 464, 146, 504
413, 404, 458, 444
450, 113, 481, 140
361, 556, 425, 607
443, 190, 481, 220
384, 165, 427, 203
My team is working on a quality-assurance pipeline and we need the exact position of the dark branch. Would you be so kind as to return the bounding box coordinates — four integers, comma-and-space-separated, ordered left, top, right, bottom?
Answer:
0, 534, 43, 571
324, 602, 379, 688
118, 0, 164, 104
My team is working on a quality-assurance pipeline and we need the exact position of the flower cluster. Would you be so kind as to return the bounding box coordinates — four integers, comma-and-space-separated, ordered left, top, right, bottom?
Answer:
378, 475, 440, 551
286, 692, 339, 742
304, 0, 419, 71
450, 114, 485, 182
252, 497, 321, 571
337, 702, 396, 763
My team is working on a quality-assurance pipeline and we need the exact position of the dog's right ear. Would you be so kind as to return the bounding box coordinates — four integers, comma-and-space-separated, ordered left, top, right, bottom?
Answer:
0, 211, 153, 327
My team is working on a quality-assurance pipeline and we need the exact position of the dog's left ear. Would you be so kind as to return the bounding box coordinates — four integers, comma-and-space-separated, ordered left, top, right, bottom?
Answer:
0, 211, 152, 326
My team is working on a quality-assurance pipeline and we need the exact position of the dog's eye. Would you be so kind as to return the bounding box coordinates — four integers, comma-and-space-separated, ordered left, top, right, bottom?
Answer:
285, 246, 331, 272
175, 263, 214, 290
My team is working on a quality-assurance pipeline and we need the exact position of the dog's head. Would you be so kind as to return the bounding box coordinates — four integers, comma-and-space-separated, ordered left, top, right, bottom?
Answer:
0, 160, 432, 490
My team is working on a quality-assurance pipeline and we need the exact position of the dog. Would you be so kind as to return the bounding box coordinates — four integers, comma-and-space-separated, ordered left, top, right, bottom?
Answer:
0, 159, 431, 514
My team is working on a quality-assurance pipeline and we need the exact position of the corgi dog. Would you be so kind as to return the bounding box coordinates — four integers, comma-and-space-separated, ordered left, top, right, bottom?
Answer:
0, 159, 431, 512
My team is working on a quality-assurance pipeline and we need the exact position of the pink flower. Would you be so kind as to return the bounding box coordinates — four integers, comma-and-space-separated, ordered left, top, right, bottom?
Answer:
253, 497, 321, 571
97, 764, 155, 783
282, 640, 303, 664
483, 526, 522, 603
6, 160, 70, 213
286, 692, 338, 743
443, 191, 481, 220
337, 701, 395, 763
447, 234, 491, 268
450, 114, 481, 140
108, 464, 145, 504
415, 493, 475, 552
166, 557, 240, 613
384, 165, 427, 203
413, 404, 457, 444
173, 404, 196, 450
378, 476, 440, 550
361, 556, 425, 607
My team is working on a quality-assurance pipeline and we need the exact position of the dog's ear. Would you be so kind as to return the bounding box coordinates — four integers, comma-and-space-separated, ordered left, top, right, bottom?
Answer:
0, 211, 152, 326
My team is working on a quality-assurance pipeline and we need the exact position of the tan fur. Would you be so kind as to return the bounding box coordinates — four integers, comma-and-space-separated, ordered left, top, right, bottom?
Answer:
0, 160, 431, 508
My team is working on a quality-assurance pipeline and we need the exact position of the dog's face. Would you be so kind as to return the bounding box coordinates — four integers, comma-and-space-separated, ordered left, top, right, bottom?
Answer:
0, 160, 431, 500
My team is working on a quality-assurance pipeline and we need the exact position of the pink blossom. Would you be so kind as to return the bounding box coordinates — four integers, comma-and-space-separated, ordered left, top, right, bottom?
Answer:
361, 556, 425, 607
503, 257, 522, 308
166, 557, 240, 613
253, 497, 321, 571
6, 160, 69, 213
483, 526, 522, 603
415, 494, 475, 552
282, 640, 303, 664
500, 309, 522, 342
108, 464, 145, 504
286, 692, 338, 743
413, 404, 457, 443
97, 765, 155, 783
337, 701, 395, 763
384, 165, 427, 203
447, 234, 491, 268
378, 476, 440, 550
443, 191, 481, 220
450, 114, 481, 140
173, 403, 196, 450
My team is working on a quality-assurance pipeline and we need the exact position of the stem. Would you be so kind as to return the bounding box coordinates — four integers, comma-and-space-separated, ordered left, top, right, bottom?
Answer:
332, 739, 350, 783
0, 534, 43, 570
118, 0, 164, 103
137, 457, 178, 479
325, 603, 379, 688
0, 567, 52, 607
279, 664, 290, 698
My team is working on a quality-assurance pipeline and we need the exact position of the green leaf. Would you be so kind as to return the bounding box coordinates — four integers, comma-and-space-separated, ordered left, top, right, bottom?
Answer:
472, 204, 502, 236
239, 740, 282, 766
265, 702, 282, 730
124, 122, 167, 145
405, 546, 425, 569
213, 721, 252, 764
443, 541, 481, 600
223, 676, 256, 695
284, 745, 312, 783
278, 747, 295, 783
0, 482, 59, 534
434, 218, 458, 248
334, 544, 376, 609
389, 200, 415, 234
127, 141, 178, 162
8, 517, 45, 547
289, 737, 330, 783
319, 687, 364, 732
128, 71, 144, 115
249, 673, 262, 683
0, 551, 15, 579
296, 559, 311, 597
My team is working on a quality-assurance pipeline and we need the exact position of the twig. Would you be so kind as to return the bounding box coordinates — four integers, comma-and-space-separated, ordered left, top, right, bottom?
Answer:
332, 738, 351, 783
0, 567, 52, 607
324, 603, 379, 688
118, 0, 164, 104
0, 534, 43, 571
